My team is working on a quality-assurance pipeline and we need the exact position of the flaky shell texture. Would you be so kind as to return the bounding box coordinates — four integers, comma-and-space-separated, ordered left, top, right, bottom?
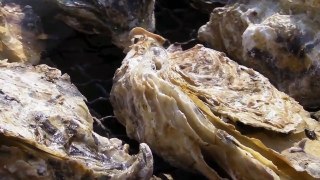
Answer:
198, 0, 320, 108
111, 29, 320, 179
0, 61, 153, 179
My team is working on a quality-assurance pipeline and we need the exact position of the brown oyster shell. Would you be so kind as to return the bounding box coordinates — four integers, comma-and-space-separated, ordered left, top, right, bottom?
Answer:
0, 61, 153, 179
111, 28, 320, 179
198, 0, 320, 108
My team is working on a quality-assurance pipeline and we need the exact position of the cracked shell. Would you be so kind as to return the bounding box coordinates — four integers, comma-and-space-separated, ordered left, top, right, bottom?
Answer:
0, 61, 153, 179
111, 28, 320, 179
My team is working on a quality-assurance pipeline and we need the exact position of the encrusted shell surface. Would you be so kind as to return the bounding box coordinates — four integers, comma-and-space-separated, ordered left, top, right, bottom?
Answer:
0, 61, 153, 179
111, 28, 320, 179
198, 0, 320, 108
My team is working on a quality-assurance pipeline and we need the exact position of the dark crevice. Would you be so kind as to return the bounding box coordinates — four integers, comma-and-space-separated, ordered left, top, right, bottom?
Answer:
201, 149, 231, 179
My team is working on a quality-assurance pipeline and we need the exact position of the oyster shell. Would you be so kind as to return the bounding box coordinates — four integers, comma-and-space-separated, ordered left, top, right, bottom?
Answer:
52, 0, 155, 48
0, 61, 153, 179
0, 0, 155, 63
0, 2, 44, 64
198, 0, 320, 108
111, 28, 320, 179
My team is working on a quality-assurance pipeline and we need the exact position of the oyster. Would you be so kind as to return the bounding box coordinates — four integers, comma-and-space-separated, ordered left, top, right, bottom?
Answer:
49, 0, 155, 48
0, 2, 44, 64
0, 0, 155, 64
198, 0, 320, 108
0, 61, 153, 179
111, 28, 320, 179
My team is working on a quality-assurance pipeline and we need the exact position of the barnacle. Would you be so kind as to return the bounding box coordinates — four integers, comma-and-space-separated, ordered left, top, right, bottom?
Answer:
198, 0, 320, 108
0, 61, 153, 179
111, 28, 320, 179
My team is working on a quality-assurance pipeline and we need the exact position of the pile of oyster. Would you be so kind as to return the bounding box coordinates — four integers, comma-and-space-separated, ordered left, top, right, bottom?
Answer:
111, 27, 320, 179
111, 0, 320, 179
1, 0, 320, 179
0, 0, 155, 179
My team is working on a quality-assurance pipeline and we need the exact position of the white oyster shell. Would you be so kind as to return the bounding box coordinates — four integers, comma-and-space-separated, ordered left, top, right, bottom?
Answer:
111, 28, 320, 179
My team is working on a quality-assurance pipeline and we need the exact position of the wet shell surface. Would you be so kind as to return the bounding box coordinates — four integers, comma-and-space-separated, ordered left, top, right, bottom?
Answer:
111, 28, 320, 179
0, 61, 153, 179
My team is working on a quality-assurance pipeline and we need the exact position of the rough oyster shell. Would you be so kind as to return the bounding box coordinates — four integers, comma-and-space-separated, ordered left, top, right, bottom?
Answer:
111, 28, 320, 179
0, 2, 44, 64
0, 61, 153, 179
198, 0, 320, 108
